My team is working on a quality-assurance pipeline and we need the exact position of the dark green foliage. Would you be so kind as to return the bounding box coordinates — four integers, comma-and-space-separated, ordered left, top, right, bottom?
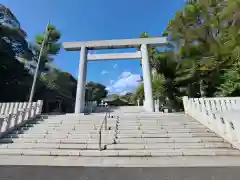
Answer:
134, 0, 240, 111
85, 82, 108, 103
0, 6, 76, 113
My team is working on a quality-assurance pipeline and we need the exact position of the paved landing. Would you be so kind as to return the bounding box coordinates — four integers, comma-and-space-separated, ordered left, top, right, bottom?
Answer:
0, 165, 239, 180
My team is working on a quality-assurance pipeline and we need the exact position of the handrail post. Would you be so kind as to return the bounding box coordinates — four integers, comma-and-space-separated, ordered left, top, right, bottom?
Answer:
99, 130, 102, 150
104, 116, 107, 130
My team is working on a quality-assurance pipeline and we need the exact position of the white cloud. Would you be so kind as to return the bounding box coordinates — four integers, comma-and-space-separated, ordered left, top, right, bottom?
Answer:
119, 71, 132, 78
101, 70, 109, 75
115, 89, 122, 92
106, 71, 142, 94
110, 80, 115, 85
106, 86, 112, 91
120, 91, 129, 96
113, 64, 118, 69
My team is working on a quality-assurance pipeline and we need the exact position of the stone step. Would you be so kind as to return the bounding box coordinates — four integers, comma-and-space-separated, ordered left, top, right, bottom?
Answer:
24, 126, 101, 130
19, 126, 210, 133
8, 131, 217, 139
0, 148, 239, 157
21, 129, 211, 135
117, 133, 217, 138
22, 127, 99, 132
120, 119, 192, 121
0, 142, 232, 150
45, 117, 190, 121
11, 133, 114, 138
33, 124, 107, 128
21, 128, 212, 134
118, 118, 197, 121
119, 119, 197, 121
117, 127, 206, 130
117, 124, 205, 127
37, 123, 100, 126
30, 122, 116, 126
33, 120, 200, 124
6, 134, 93, 139
118, 116, 194, 119
118, 122, 202, 126
88, 137, 225, 144
19, 130, 113, 135
22, 126, 207, 133
36, 123, 97, 126
36, 122, 101, 126
118, 129, 211, 133
0, 137, 225, 144
24, 127, 204, 132
112, 114, 186, 116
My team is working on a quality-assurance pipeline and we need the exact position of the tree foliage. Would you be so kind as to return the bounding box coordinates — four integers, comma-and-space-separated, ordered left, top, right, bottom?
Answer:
134, 0, 240, 110
24, 24, 61, 73
85, 82, 108, 103
0, 6, 76, 113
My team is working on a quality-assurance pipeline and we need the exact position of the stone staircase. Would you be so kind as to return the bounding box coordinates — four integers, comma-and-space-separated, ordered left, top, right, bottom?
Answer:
0, 111, 240, 164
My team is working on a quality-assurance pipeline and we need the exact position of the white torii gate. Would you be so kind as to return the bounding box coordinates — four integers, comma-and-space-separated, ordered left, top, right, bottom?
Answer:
63, 37, 167, 114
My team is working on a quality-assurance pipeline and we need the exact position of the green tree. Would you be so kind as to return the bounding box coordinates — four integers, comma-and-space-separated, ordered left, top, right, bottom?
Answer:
40, 68, 77, 100
85, 82, 108, 103
25, 24, 61, 73
216, 63, 240, 96
135, 83, 144, 101
120, 92, 134, 104
152, 74, 165, 100
0, 5, 34, 101
111, 94, 119, 99
0, 5, 76, 112
135, 0, 240, 110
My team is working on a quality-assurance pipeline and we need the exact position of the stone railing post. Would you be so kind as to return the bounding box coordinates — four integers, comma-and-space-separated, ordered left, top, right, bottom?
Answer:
9, 102, 14, 114
13, 102, 19, 115
5, 103, 10, 115
0, 103, 6, 114
137, 99, 140, 106
36, 100, 43, 115
182, 96, 189, 114
154, 99, 160, 112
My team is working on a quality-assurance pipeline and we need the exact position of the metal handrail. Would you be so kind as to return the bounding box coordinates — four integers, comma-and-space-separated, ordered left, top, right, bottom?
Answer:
98, 111, 110, 150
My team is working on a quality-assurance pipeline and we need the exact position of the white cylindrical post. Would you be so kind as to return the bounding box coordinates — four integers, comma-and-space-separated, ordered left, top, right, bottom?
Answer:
75, 46, 88, 114
0, 103, 5, 114
5, 103, 10, 115
9, 102, 15, 114
154, 99, 159, 112
141, 44, 154, 112
137, 99, 140, 106
13, 102, 19, 114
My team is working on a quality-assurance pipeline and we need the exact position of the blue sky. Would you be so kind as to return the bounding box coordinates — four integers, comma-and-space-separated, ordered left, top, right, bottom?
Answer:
2, 0, 185, 95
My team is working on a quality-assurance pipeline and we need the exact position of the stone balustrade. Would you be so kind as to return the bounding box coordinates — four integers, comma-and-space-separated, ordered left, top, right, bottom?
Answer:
0, 100, 43, 137
183, 96, 240, 149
